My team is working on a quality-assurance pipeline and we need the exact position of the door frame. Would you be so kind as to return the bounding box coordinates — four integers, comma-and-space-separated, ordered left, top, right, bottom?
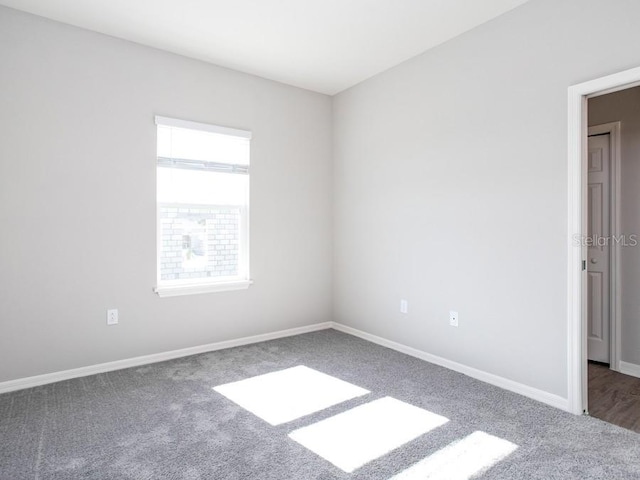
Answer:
587, 122, 622, 373
567, 66, 640, 415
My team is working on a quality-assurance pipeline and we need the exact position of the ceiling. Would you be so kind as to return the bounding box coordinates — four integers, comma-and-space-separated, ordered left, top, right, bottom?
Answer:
0, 0, 530, 95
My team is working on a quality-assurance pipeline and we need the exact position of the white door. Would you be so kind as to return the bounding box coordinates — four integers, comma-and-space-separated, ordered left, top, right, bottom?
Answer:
587, 133, 611, 363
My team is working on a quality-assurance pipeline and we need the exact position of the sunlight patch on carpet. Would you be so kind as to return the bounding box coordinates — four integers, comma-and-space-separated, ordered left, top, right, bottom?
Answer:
389, 431, 518, 480
213, 365, 369, 425
289, 396, 449, 473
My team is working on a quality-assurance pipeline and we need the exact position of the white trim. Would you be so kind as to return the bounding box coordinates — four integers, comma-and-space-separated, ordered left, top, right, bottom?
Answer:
241, 186, 250, 285
154, 279, 253, 297
155, 115, 252, 139
0, 321, 572, 411
567, 65, 640, 415
0, 322, 331, 394
588, 122, 622, 373
619, 361, 640, 379
567, 84, 586, 415
331, 323, 570, 412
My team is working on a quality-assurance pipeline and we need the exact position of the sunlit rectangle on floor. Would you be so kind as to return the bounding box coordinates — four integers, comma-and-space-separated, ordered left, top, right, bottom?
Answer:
289, 396, 449, 473
389, 431, 518, 480
213, 365, 369, 425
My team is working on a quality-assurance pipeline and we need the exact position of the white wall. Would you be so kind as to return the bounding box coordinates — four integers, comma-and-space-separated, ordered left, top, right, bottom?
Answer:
333, 0, 640, 398
0, 7, 333, 383
5, 0, 640, 403
589, 86, 640, 366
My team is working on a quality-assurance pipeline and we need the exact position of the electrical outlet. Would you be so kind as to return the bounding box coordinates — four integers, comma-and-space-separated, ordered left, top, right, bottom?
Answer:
449, 310, 458, 327
107, 309, 119, 326
400, 299, 408, 314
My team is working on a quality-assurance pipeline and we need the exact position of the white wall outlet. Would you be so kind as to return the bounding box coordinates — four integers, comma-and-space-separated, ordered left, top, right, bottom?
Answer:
449, 310, 459, 327
400, 299, 408, 314
107, 308, 119, 326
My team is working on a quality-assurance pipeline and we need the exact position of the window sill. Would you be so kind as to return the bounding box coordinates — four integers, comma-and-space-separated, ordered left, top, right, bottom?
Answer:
154, 279, 253, 297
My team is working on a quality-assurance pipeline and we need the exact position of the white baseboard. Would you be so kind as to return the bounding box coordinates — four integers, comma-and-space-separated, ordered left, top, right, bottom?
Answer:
619, 361, 640, 379
0, 320, 571, 414
331, 322, 570, 412
0, 322, 332, 394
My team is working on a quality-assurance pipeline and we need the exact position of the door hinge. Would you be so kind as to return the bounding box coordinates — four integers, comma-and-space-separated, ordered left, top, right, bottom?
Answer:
582, 260, 586, 271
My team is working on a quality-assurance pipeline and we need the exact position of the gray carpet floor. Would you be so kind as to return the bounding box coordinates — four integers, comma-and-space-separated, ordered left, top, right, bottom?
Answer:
1, 329, 640, 479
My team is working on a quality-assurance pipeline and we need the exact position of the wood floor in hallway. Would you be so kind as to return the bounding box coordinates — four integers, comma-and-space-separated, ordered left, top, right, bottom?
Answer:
589, 362, 640, 433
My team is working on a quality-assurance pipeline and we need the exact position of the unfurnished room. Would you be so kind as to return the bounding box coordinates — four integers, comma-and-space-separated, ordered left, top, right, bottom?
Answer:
2, 1, 640, 479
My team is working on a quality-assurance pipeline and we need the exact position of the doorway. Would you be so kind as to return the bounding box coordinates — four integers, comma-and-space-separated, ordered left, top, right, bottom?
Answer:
585, 89, 640, 432
568, 67, 640, 429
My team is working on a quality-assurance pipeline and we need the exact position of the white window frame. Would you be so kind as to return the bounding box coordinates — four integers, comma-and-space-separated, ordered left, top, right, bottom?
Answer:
153, 116, 252, 297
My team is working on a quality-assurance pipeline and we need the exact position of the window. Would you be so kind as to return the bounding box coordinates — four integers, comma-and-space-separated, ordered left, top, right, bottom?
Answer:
154, 116, 251, 297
